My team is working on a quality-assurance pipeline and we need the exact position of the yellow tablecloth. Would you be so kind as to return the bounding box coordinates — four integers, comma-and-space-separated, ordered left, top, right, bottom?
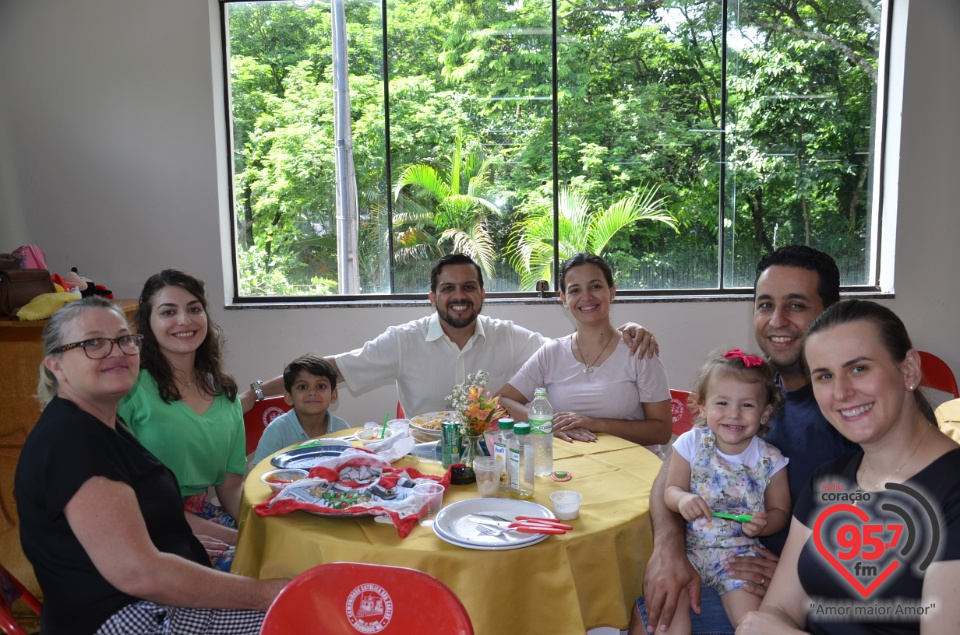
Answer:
234, 429, 661, 635
936, 399, 960, 442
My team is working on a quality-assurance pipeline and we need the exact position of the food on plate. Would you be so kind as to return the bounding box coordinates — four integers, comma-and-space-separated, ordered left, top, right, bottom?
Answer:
356, 427, 396, 443
260, 468, 309, 491
410, 413, 450, 431
307, 483, 375, 510
409, 411, 452, 442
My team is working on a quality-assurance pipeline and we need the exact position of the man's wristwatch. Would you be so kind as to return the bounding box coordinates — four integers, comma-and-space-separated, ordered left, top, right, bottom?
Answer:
251, 380, 265, 402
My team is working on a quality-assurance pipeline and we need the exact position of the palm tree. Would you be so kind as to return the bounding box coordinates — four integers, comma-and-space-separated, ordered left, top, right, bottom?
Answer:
392, 131, 501, 281
508, 184, 677, 289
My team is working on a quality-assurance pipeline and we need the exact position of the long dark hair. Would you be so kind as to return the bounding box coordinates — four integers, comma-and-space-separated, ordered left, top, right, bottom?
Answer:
136, 269, 237, 403
805, 299, 936, 425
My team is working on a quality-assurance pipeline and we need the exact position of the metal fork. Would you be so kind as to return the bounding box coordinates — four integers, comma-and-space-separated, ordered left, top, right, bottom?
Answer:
474, 523, 511, 539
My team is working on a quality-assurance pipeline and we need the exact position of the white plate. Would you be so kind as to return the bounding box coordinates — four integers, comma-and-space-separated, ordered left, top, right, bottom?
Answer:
409, 411, 452, 441
432, 498, 555, 550
270, 442, 349, 469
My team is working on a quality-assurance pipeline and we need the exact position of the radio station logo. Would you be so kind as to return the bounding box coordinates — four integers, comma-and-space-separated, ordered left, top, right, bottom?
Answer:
813, 480, 940, 603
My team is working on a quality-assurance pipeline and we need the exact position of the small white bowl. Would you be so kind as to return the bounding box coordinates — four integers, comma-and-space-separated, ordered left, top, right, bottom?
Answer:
261, 468, 309, 491
356, 427, 395, 445
550, 490, 583, 520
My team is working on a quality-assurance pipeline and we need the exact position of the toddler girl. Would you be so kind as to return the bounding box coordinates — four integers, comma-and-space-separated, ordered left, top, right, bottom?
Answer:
662, 349, 790, 632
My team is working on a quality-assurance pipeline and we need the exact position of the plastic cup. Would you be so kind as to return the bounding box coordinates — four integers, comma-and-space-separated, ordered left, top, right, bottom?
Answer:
550, 490, 582, 520
412, 482, 445, 527
473, 457, 501, 498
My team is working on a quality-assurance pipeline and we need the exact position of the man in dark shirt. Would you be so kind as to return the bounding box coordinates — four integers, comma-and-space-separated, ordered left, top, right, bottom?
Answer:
632, 245, 857, 634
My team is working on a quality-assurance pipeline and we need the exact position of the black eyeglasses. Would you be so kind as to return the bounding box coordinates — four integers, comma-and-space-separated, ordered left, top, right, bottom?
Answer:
54, 334, 144, 359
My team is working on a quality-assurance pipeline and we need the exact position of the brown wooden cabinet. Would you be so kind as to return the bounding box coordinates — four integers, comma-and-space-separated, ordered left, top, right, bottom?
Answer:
0, 299, 137, 625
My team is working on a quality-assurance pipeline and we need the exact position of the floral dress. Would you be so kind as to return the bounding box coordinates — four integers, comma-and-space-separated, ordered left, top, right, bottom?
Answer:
674, 427, 787, 594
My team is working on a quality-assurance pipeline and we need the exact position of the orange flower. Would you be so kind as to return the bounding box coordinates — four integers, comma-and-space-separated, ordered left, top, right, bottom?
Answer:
448, 371, 506, 436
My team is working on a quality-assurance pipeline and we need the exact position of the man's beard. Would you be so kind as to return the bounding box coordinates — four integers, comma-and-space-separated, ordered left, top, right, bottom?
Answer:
437, 302, 480, 329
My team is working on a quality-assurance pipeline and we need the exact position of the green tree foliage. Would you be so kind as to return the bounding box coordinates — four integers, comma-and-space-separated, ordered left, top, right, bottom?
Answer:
508, 184, 677, 289
392, 131, 502, 283
226, 0, 882, 295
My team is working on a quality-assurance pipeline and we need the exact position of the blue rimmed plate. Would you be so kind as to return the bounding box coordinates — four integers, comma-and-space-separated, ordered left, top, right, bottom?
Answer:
270, 442, 349, 469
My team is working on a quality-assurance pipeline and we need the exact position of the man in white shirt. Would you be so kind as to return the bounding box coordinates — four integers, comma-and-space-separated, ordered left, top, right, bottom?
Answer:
244, 254, 656, 417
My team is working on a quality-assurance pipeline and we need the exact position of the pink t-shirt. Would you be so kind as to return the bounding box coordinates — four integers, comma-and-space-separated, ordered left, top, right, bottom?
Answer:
507, 333, 670, 420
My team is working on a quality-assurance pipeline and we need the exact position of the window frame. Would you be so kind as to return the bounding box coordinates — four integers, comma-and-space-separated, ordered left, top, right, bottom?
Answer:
218, 0, 897, 307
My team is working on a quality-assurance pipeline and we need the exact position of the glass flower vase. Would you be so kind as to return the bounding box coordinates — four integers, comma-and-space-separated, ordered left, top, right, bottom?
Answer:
461, 433, 487, 465
455, 433, 487, 484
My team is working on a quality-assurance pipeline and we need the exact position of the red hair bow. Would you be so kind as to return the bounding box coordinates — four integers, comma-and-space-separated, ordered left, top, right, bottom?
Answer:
723, 349, 764, 367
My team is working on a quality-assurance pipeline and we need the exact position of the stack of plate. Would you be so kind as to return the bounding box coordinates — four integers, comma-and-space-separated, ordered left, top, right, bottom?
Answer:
409, 411, 451, 443
432, 498, 557, 550
270, 441, 349, 469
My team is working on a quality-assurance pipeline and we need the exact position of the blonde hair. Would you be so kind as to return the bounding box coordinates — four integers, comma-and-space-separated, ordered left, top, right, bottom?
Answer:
36, 297, 129, 407
689, 348, 783, 435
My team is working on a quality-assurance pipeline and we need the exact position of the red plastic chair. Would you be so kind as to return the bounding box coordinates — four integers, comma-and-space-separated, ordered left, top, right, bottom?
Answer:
918, 351, 960, 399
260, 563, 474, 635
0, 565, 41, 635
669, 389, 697, 436
243, 396, 293, 456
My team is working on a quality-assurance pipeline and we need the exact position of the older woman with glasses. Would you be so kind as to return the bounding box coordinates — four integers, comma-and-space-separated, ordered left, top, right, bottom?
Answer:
14, 297, 287, 635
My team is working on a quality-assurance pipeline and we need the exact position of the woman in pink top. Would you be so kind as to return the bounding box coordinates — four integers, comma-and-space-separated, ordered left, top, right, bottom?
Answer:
498, 253, 672, 446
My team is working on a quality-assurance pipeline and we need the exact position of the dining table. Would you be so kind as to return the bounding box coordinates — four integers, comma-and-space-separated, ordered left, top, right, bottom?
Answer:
936, 398, 960, 441
234, 428, 662, 635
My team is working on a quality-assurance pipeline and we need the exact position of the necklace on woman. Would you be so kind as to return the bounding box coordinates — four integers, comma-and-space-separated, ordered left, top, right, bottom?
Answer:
855, 424, 931, 504
175, 372, 197, 390
575, 329, 615, 374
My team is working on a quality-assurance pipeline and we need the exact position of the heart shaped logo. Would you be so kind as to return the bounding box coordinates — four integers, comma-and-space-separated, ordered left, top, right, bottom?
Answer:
813, 503, 901, 598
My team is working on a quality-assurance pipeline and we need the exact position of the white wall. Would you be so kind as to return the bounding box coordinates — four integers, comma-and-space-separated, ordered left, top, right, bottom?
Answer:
1, 0, 958, 424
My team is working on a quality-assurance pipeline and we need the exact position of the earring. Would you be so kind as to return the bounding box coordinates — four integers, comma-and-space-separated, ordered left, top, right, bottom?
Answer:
909, 384, 917, 391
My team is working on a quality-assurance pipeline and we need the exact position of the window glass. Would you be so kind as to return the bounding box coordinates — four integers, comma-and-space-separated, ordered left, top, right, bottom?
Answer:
223, 0, 885, 298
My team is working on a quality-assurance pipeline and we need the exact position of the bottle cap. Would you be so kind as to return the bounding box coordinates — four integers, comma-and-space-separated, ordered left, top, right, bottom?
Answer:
513, 422, 531, 435
498, 418, 514, 430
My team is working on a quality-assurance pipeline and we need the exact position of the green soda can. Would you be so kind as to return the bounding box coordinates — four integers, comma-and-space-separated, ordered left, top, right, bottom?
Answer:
441, 420, 462, 468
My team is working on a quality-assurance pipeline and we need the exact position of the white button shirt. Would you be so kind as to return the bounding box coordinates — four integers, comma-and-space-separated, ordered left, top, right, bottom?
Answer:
334, 314, 548, 417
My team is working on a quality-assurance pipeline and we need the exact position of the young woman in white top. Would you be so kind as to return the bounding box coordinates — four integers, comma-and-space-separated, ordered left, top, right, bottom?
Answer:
498, 252, 672, 446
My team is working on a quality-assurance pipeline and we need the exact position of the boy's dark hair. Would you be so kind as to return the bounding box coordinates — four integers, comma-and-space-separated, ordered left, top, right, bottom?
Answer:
283, 354, 338, 392
754, 245, 841, 308
430, 254, 484, 293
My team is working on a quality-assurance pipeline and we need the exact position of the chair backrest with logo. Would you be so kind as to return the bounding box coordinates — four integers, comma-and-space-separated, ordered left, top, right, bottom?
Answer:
260, 563, 474, 635
669, 389, 697, 436
243, 396, 293, 456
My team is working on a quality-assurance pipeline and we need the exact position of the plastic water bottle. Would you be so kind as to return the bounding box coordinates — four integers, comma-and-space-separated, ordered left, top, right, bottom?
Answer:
528, 387, 554, 476
508, 423, 534, 498
494, 418, 515, 491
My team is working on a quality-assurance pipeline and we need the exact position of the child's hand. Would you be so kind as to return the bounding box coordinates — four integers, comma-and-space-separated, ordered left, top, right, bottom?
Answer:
677, 493, 712, 521
741, 511, 767, 537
